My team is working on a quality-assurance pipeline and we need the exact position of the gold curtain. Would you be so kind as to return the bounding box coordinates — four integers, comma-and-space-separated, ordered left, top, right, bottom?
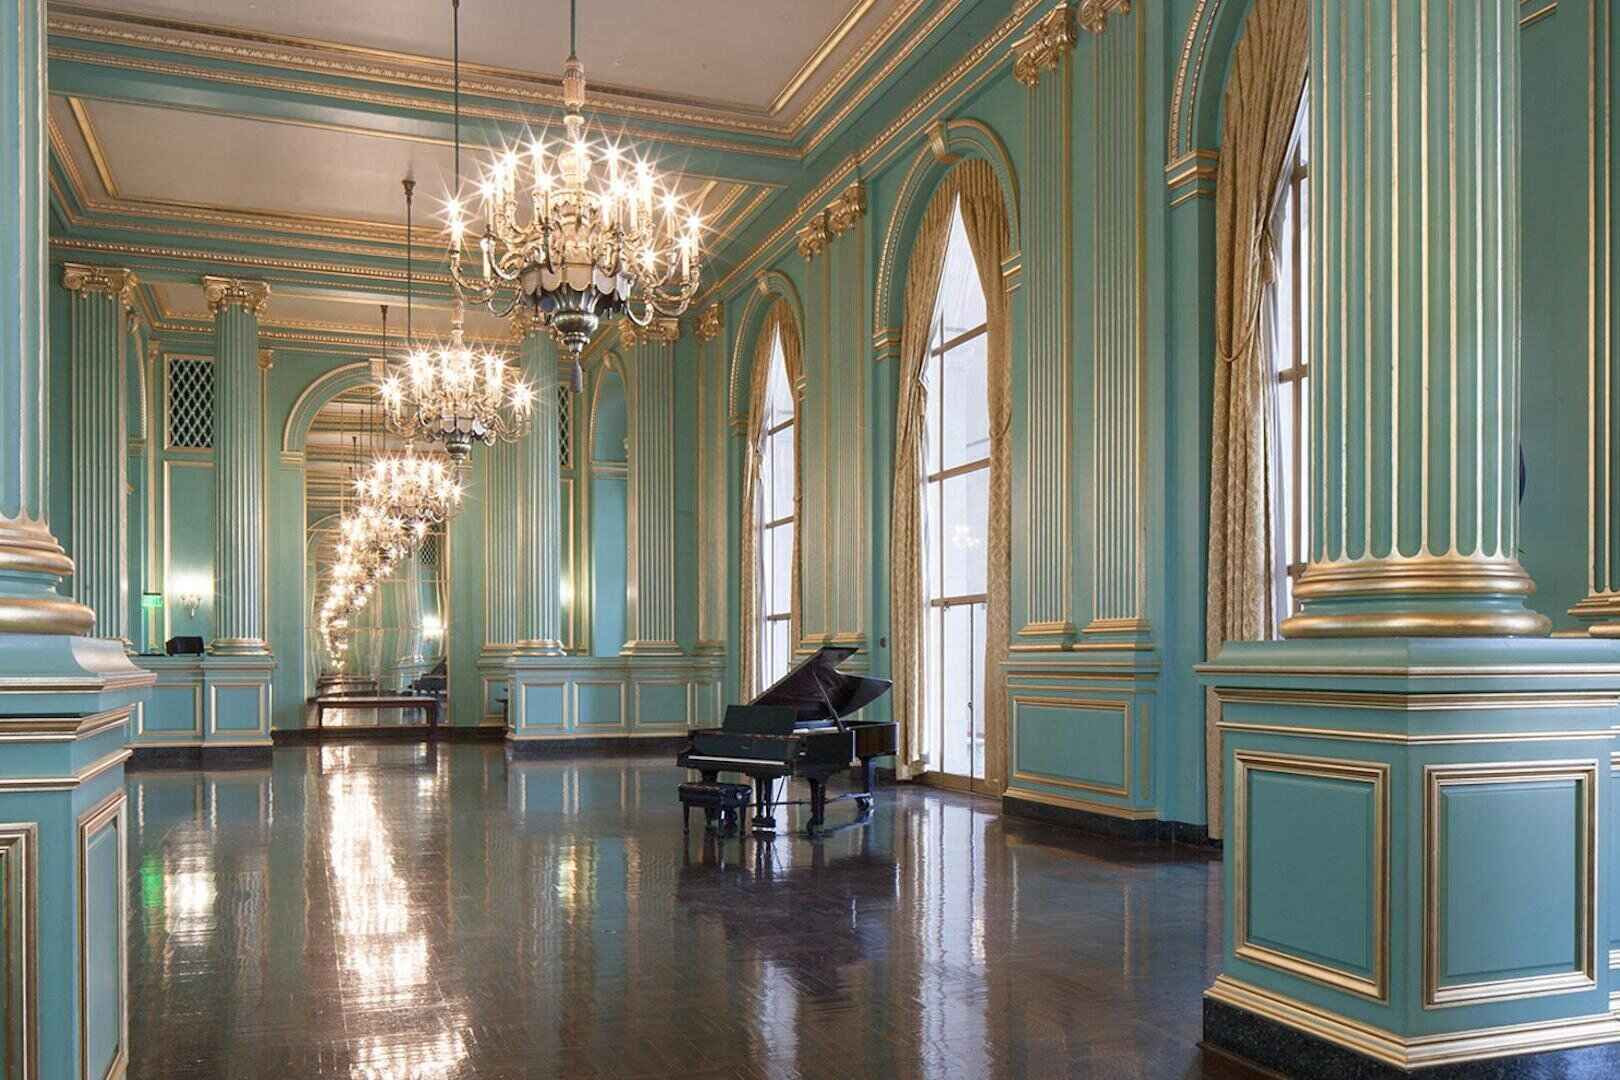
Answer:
737, 299, 801, 697
890, 158, 1007, 780
1205, 0, 1308, 838
953, 161, 1013, 791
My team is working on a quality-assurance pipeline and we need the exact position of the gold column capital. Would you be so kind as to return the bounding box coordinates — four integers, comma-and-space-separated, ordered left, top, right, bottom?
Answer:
795, 212, 832, 260
619, 318, 680, 349
510, 306, 547, 338
1076, 0, 1130, 35
826, 182, 868, 237
1012, 3, 1076, 88
61, 263, 137, 308
201, 275, 270, 315
694, 303, 724, 343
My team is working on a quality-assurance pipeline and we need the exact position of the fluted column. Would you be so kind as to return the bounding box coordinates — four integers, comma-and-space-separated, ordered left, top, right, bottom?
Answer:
621, 319, 682, 655
63, 264, 136, 642
1011, 3, 1077, 649
1283, 1, 1545, 637
203, 275, 272, 654
0, 3, 95, 636
513, 322, 564, 654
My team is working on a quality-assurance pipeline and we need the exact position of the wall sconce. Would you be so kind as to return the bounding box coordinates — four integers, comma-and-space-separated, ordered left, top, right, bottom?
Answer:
174, 576, 208, 618
422, 615, 444, 639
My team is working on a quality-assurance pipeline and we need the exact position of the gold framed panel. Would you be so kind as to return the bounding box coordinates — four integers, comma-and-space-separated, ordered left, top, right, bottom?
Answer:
76, 792, 128, 1080
1232, 751, 1390, 1002
1423, 761, 1600, 1009
137, 682, 203, 739
206, 681, 271, 738
570, 680, 628, 731
1009, 694, 1132, 798
0, 824, 38, 1080
631, 680, 689, 730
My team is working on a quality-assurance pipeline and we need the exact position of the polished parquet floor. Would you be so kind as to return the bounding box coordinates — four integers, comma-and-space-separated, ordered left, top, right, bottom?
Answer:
125, 744, 1244, 1080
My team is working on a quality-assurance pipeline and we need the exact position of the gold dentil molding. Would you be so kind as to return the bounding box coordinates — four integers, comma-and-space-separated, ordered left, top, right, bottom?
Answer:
1011, 4, 1076, 88
694, 303, 724, 343
60, 262, 137, 307
200, 275, 271, 315
618, 318, 680, 348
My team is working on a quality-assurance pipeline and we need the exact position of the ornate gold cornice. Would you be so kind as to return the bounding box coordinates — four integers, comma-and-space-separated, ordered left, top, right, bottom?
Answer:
60, 262, 137, 307
201, 275, 270, 315
796, 181, 867, 260
1077, 0, 1132, 35
694, 303, 724, 343
1012, 4, 1076, 88
619, 318, 680, 348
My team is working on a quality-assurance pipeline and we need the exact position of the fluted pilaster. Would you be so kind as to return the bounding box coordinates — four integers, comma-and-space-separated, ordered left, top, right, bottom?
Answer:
483, 440, 519, 650
63, 264, 136, 642
1084, 6, 1148, 640
0, 1, 94, 635
204, 275, 272, 654
1012, 3, 1077, 649
1575, 2, 1620, 634
695, 304, 727, 653
1284, 0, 1545, 637
514, 328, 564, 654
621, 319, 682, 655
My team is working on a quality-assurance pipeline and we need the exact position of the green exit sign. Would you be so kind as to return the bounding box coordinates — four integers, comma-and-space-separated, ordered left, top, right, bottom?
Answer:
141, 592, 164, 610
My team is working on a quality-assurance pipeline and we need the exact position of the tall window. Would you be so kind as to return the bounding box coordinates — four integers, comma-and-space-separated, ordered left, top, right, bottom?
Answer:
922, 201, 990, 783
1272, 102, 1310, 624
755, 327, 796, 686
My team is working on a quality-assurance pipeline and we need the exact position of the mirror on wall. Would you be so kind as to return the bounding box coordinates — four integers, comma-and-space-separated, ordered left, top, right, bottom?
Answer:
302, 380, 449, 726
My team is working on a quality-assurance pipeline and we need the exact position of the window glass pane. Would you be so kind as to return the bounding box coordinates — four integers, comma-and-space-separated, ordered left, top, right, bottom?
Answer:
923, 351, 942, 476
923, 480, 944, 601
939, 468, 989, 599
939, 333, 989, 472
935, 205, 987, 339
765, 329, 793, 424
923, 607, 943, 768
768, 619, 791, 686
767, 522, 793, 618
939, 603, 976, 777
769, 428, 795, 522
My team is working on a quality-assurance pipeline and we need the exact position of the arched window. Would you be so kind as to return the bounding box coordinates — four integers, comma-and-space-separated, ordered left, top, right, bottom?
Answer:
1270, 99, 1309, 624
921, 200, 990, 783
754, 326, 796, 686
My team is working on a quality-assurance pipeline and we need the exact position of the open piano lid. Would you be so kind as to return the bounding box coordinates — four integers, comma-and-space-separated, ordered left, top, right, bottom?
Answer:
750, 645, 892, 726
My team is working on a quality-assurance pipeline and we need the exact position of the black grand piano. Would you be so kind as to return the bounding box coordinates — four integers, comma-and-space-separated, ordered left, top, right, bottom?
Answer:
677, 645, 895, 833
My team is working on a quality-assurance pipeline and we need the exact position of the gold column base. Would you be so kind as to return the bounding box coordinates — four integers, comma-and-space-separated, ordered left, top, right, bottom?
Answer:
1281, 556, 1550, 638
0, 519, 95, 635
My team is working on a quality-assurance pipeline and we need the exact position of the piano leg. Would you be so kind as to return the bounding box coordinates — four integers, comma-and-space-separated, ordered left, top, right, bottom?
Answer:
752, 777, 776, 831
807, 780, 827, 833
854, 757, 878, 815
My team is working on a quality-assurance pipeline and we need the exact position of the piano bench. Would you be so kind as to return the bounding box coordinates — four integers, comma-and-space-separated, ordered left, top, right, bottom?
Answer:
678, 781, 752, 835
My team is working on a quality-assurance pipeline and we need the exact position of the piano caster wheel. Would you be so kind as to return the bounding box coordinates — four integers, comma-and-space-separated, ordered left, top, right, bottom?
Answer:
855, 796, 874, 815
752, 815, 776, 833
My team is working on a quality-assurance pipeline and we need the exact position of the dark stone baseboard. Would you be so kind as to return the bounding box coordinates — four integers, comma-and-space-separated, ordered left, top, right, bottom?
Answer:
271, 725, 507, 745
505, 735, 690, 757
128, 745, 271, 769
1204, 995, 1620, 1079
1002, 793, 1220, 849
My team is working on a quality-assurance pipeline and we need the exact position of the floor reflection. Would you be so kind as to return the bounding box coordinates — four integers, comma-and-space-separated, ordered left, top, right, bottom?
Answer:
125, 745, 1232, 1079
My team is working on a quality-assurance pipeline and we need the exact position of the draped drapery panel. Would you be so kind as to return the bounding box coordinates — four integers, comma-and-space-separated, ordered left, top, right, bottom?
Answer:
1204, 0, 1309, 838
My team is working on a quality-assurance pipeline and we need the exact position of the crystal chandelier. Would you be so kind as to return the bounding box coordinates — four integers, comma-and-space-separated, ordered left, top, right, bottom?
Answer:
362, 302, 466, 525
380, 177, 534, 459
444, 0, 704, 389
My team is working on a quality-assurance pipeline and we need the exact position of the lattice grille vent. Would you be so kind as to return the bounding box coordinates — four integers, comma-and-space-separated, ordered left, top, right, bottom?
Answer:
166, 357, 214, 449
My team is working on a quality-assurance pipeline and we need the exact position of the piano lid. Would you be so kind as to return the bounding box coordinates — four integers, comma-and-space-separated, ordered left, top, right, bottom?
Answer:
750, 645, 892, 725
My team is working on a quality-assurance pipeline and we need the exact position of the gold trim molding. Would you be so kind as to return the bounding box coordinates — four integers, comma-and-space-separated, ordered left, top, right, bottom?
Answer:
1011, 4, 1076, 88
1077, 0, 1132, 35
200, 275, 270, 315
60, 263, 136, 307
1207, 975, 1620, 1070
77, 791, 128, 1080
1423, 760, 1599, 1008
0, 825, 37, 1080
1233, 751, 1390, 1002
